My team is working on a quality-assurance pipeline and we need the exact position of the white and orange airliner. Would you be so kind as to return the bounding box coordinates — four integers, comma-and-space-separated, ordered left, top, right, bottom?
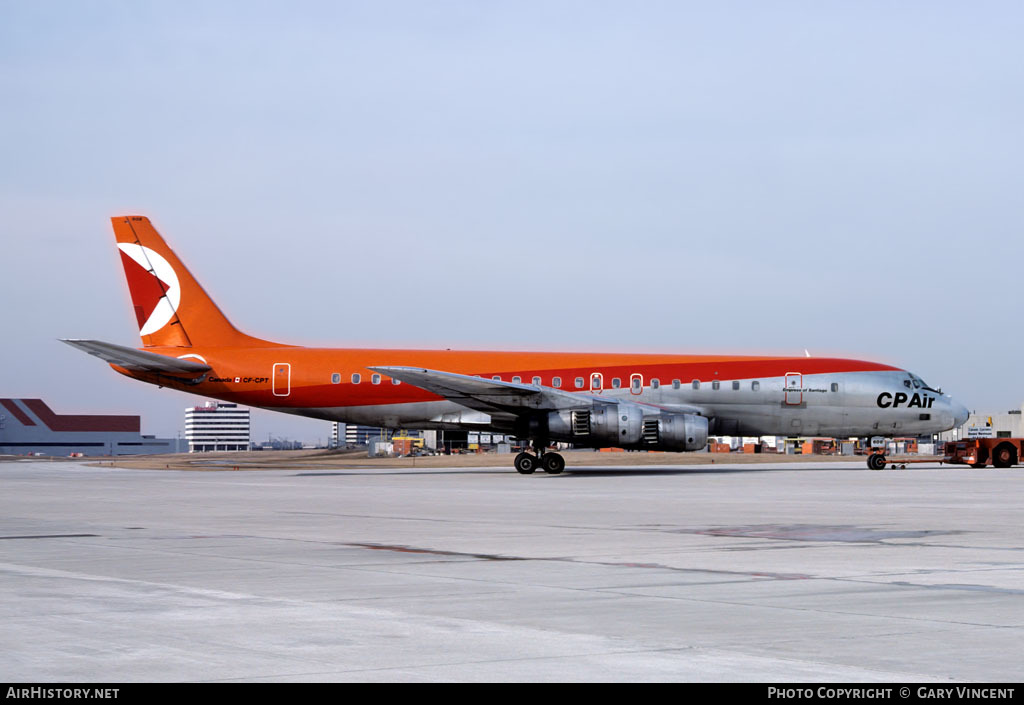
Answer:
65, 216, 969, 473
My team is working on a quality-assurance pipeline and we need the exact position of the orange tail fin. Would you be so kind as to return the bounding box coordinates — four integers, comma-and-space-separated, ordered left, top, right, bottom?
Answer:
112, 216, 275, 348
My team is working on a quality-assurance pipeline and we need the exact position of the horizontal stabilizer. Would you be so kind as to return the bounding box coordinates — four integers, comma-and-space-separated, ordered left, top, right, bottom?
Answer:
61, 339, 211, 376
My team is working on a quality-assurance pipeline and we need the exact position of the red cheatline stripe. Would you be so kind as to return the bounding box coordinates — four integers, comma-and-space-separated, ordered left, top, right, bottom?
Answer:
0, 399, 35, 426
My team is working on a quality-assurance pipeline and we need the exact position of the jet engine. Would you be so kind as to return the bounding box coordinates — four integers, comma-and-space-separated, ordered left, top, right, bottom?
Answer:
639, 412, 708, 451
547, 403, 644, 446
545, 405, 707, 451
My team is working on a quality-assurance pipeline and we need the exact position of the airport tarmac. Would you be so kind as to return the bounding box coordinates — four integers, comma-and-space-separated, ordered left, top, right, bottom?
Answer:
2, 458, 1023, 682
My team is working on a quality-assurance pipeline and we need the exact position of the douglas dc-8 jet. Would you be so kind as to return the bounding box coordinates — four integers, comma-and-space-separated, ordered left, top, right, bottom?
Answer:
64, 216, 969, 474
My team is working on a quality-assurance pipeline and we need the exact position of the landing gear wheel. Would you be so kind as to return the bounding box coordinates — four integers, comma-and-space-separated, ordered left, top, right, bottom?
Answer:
867, 454, 886, 470
514, 452, 537, 474
541, 453, 565, 475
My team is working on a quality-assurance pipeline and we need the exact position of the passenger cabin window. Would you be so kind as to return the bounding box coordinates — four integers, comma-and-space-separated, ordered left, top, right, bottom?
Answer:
611, 377, 621, 388
591, 375, 602, 389
512, 376, 521, 383
752, 381, 760, 391
651, 378, 659, 389
392, 378, 401, 385
692, 380, 700, 390
331, 373, 341, 384
575, 377, 584, 389
672, 379, 681, 389
371, 373, 381, 385
492, 375, 501, 381
732, 381, 740, 390
553, 376, 562, 388
831, 383, 839, 392
532, 376, 541, 385
352, 373, 361, 384
712, 381, 720, 390
631, 377, 642, 391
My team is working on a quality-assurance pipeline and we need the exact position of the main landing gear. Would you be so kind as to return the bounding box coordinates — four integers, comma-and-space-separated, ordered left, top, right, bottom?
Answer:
514, 447, 565, 475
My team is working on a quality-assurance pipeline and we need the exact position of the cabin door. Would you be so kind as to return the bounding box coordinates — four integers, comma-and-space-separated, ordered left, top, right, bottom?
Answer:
273, 363, 291, 397
784, 373, 802, 405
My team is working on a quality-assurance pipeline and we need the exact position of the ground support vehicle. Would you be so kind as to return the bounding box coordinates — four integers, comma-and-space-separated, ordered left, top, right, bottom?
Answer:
944, 438, 1023, 468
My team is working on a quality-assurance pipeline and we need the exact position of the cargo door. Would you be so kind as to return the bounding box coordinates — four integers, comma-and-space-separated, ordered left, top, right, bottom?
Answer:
785, 372, 802, 405
273, 362, 291, 397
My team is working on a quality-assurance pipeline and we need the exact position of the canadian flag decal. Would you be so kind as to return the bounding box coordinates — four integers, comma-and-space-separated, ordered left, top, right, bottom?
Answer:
117, 243, 181, 335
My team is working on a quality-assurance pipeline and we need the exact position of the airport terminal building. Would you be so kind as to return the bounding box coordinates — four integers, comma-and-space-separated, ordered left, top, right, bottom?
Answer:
0, 398, 177, 456
940, 404, 1024, 441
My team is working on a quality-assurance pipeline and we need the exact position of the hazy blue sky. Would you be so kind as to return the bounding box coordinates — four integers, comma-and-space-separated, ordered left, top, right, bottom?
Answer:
2, 1, 1022, 442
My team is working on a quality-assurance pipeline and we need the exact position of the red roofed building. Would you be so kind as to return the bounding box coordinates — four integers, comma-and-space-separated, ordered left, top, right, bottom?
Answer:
0, 399, 178, 456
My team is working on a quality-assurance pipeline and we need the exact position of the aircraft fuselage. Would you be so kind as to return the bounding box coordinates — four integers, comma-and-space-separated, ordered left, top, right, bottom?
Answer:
117, 346, 968, 439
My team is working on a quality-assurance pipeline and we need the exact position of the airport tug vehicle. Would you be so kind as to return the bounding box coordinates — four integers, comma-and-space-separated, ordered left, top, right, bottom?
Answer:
944, 438, 1024, 469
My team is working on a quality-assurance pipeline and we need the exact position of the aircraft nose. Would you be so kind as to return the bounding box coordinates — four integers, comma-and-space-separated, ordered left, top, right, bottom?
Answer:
951, 399, 969, 428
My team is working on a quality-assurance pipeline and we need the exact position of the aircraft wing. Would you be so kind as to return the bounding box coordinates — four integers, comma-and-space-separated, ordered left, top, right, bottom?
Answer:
369, 366, 705, 417
370, 366, 566, 416
61, 339, 211, 376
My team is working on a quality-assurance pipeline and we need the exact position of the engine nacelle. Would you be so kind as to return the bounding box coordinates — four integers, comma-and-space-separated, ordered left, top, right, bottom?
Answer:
547, 403, 644, 447
640, 413, 708, 451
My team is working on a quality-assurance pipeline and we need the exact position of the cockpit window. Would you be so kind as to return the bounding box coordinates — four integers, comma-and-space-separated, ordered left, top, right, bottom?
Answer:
908, 373, 939, 393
